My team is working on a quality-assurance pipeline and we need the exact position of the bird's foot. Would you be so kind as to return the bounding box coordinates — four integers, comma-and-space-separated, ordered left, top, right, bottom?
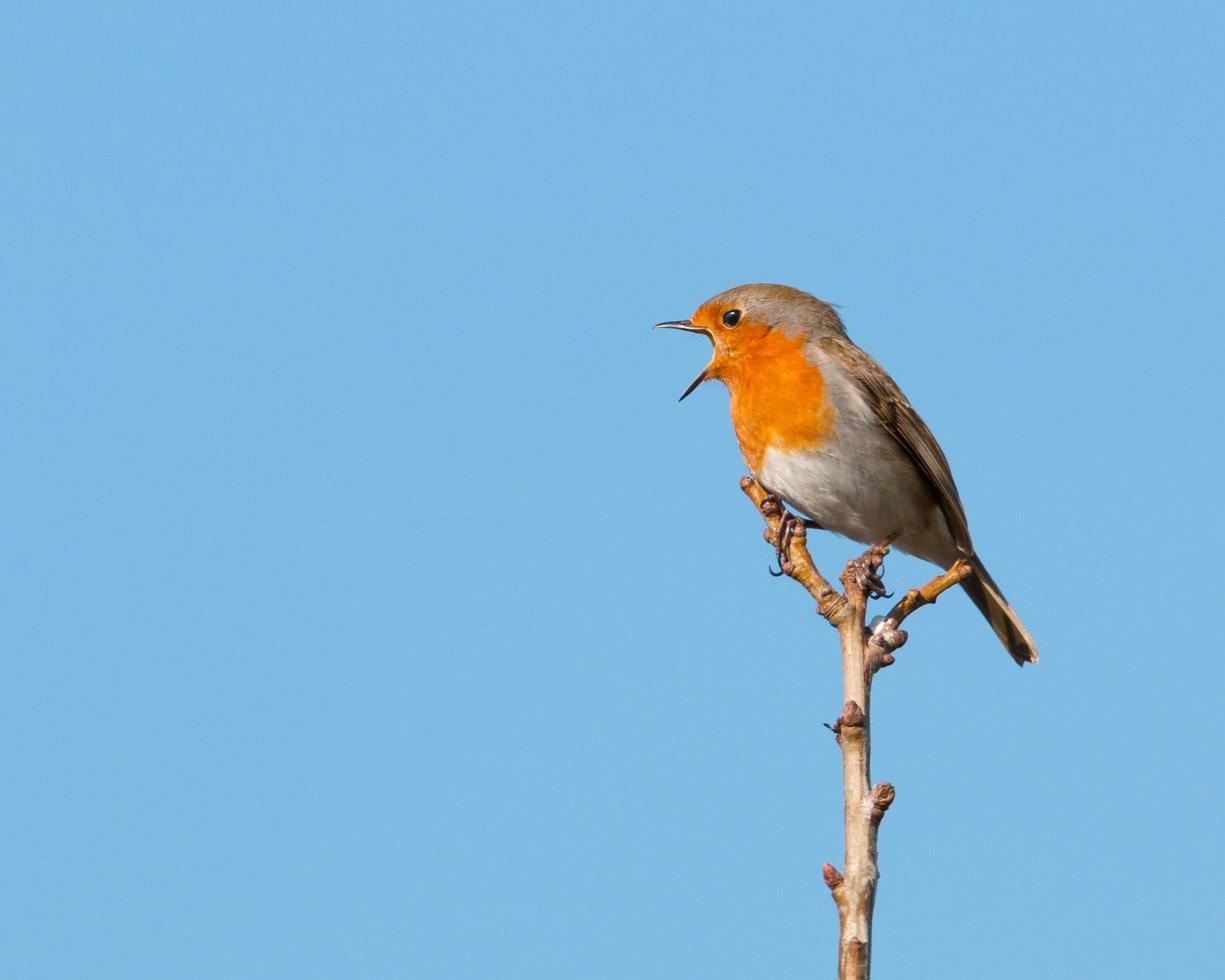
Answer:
845, 535, 895, 600
768, 508, 806, 577
759, 494, 824, 577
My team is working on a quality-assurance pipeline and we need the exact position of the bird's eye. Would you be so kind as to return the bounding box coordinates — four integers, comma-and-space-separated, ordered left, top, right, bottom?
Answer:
722, 309, 742, 328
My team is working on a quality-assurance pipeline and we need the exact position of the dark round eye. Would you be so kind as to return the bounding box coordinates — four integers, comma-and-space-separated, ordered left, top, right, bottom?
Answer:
722, 309, 742, 328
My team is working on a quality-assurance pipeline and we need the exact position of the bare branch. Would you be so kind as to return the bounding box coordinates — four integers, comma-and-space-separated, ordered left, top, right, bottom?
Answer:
738, 475, 968, 979
879, 559, 971, 629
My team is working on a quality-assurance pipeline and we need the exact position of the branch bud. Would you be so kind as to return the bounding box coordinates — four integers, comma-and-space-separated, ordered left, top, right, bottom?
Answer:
839, 701, 865, 728
870, 782, 896, 814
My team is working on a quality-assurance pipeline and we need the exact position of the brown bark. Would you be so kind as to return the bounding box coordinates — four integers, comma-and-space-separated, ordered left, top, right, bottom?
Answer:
740, 477, 967, 979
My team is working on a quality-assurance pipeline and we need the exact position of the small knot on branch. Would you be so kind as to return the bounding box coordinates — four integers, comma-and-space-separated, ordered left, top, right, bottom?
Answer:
867, 621, 909, 673
870, 782, 896, 828
871, 626, 908, 651
816, 589, 846, 620
822, 863, 843, 891
831, 701, 865, 742
870, 781, 896, 813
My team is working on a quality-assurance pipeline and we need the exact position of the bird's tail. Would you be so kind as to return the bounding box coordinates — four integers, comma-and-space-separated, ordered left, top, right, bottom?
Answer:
960, 554, 1039, 666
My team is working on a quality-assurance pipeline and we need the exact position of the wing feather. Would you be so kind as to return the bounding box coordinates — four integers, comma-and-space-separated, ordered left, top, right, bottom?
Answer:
817, 335, 973, 554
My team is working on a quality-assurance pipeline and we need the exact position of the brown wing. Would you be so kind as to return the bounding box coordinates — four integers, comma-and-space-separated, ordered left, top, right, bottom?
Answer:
817, 335, 973, 555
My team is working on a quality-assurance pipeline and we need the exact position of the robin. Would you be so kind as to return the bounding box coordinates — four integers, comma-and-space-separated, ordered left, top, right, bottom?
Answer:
657, 283, 1038, 666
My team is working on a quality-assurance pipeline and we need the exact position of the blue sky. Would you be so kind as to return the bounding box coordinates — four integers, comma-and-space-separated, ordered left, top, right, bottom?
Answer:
3, 2, 1223, 977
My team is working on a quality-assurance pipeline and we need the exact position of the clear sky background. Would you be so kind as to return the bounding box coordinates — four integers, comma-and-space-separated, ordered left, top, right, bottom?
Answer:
4, 2, 1223, 977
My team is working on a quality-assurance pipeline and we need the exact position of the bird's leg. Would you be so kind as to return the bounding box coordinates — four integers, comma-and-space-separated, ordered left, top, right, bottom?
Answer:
760, 497, 825, 577
759, 493, 823, 577
768, 510, 802, 577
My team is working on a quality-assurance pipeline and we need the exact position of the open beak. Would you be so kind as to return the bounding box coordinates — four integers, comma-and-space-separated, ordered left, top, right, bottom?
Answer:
654, 319, 713, 401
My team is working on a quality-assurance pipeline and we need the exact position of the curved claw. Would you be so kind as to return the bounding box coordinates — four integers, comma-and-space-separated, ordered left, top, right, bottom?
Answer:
848, 543, 892, 599
863, 578, 889, 600
768, 562, 785, 577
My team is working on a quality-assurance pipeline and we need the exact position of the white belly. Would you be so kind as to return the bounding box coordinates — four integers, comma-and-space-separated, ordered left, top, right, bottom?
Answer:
757, 426, 953, 565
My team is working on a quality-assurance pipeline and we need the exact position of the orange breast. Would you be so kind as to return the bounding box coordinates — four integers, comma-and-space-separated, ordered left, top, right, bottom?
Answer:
718, 331, 837, 472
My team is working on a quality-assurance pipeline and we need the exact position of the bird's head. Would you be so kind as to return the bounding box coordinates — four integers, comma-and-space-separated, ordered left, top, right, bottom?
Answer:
655, 283, 846, 400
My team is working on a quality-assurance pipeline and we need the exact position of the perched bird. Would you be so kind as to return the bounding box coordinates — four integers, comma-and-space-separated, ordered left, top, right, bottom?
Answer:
657, 283, 1038, 666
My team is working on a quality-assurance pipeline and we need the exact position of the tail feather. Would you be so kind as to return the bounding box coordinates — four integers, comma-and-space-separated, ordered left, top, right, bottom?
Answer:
960, 555, 1039, 666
